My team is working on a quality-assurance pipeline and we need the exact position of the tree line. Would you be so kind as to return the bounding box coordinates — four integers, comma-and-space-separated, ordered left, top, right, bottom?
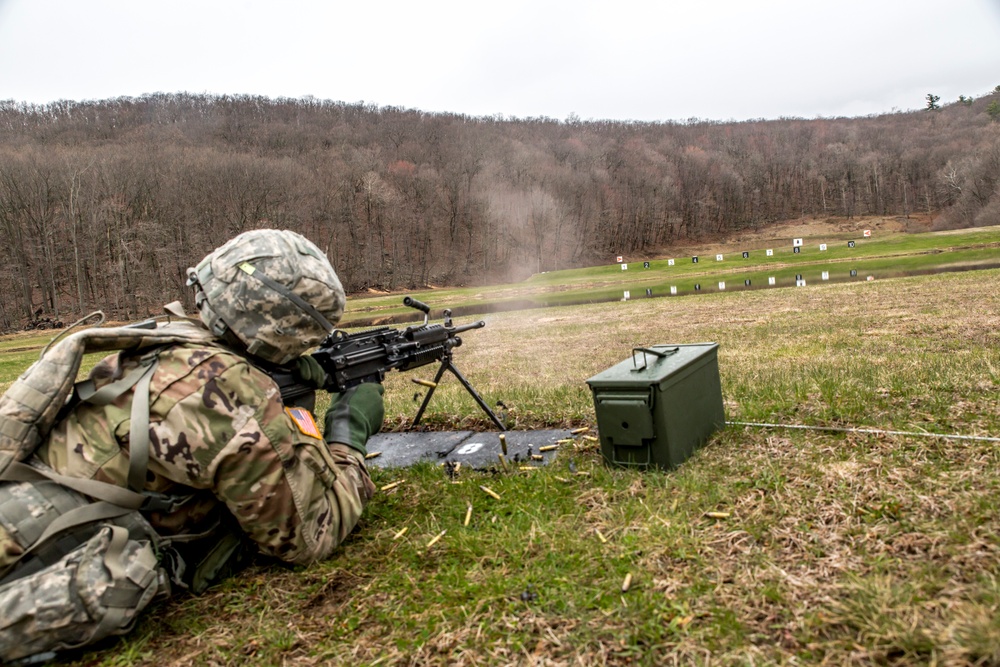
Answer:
0, 90, 998, 329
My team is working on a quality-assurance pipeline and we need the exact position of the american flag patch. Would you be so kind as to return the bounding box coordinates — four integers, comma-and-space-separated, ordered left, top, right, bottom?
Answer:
285, 407, 322, 439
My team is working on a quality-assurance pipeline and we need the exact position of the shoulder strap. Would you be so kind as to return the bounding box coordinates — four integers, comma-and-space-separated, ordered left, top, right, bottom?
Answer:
61, 352, 160, 493
0, 459, 193, 584
0, 314, 216, 476
3, 462, 145, 510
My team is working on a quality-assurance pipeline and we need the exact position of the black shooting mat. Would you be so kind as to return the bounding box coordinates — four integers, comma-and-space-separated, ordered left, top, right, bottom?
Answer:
364, 430, 572, 469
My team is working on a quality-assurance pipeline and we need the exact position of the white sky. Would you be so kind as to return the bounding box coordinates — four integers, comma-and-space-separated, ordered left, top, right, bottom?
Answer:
1, 0, 998, 123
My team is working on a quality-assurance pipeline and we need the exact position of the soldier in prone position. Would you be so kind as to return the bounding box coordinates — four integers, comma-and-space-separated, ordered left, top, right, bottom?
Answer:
0, 229, 385, 662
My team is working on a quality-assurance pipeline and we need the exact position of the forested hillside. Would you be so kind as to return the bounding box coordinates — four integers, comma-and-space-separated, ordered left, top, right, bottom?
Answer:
0, 91, 998, 328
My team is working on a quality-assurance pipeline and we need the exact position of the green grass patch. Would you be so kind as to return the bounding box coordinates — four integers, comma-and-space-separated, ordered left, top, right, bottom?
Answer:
339, 226, 1000, 325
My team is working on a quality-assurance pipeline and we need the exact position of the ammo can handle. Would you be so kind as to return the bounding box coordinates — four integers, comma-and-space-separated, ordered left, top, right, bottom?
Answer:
631, 346, 679, 371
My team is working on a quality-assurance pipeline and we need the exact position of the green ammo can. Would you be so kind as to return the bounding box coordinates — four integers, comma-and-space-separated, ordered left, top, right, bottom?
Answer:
585, 343, 725, 470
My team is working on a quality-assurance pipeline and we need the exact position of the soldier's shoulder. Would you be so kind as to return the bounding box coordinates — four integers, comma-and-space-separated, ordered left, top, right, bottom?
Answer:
153, 342, 276, 401
155, 341, 245, 371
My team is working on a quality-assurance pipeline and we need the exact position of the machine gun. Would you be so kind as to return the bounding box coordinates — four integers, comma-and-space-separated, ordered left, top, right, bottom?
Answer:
273, 297, 505, 430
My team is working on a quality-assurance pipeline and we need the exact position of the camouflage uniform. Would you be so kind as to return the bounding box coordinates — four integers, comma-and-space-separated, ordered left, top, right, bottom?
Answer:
0, 230, 379, 662
34, 341, 376, 565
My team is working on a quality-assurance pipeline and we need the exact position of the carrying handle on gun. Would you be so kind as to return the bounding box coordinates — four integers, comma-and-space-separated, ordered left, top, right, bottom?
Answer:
631, 346, 679, 372
403, 296, 430, 325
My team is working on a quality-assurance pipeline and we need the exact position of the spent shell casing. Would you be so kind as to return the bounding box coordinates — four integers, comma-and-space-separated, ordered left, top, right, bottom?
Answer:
705, 511, 731, 519
426, 530, 446, 548
530, 454, 544, 461
380, 480, 404, 492
480, 485, 501, 500
499, 433, 508, 456
392, 526, 409, 540
411, 378, 438, 388
621, 573, 633, 593
554, 476, 570, 482
464, 504, 473, 526
497, 453, 509, 471
365, 451, 382, 459
557, 438, 573, 444
538, 444, 558, 452
571, 427, 590, 435
518, 465, 538, 471
596, 529, 608, 544
582, 435, 599, 442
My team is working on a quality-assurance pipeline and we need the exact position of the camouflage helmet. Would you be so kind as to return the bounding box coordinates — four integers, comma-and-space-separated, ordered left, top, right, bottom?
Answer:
187, 229, 345, 364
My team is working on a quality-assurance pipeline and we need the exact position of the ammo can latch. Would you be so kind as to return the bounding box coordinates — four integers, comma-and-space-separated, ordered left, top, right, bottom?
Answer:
593, 389, 656, 466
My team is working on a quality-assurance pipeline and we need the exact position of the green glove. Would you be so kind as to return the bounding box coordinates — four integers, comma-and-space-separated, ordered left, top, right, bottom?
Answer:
324, 382, 385, 455
293, 354, 327, 388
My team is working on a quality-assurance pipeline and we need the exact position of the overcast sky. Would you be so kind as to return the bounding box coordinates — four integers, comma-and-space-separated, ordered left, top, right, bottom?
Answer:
1, 0, 998, 123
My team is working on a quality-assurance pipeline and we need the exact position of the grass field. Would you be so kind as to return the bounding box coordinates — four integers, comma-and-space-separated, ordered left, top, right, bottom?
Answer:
338, 225, 1000, 325
3, 229, 1000, 665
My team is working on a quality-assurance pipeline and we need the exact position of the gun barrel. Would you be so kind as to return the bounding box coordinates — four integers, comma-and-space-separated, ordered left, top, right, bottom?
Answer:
451, 320, 486, 334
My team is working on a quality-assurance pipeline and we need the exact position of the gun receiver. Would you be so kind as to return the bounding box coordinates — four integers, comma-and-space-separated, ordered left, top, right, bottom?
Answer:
275, 297, 505, 430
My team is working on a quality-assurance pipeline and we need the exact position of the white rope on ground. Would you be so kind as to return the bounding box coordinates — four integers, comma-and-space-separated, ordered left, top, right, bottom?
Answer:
726, 421, 1000, 444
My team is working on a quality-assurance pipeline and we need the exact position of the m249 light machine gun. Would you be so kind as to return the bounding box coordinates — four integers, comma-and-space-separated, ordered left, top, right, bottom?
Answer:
275, 297, 506, 430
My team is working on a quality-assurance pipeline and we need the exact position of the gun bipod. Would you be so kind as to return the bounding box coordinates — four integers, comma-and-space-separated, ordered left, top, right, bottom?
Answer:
412, 352, 506, 431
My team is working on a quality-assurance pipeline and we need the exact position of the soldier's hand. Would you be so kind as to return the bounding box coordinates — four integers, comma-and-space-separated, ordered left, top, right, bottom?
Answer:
324, 382, 385, 454
293, 355, 327, 388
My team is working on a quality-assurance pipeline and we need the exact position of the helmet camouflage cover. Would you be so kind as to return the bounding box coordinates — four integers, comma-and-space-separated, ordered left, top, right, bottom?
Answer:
188, 229, 345, 364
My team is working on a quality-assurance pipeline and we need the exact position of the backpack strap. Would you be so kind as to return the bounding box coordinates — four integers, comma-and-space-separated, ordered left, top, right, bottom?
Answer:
0, 461, 189, 586
92, 524, 159, 640
0, 461, 190, 514
74, 359, 152, 406
0, 523, 165, 662
10, 503, 137, 577
126, 358, 157, 493
0, 315, 216, 477
71, 353, 159, 494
